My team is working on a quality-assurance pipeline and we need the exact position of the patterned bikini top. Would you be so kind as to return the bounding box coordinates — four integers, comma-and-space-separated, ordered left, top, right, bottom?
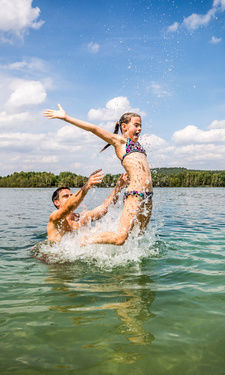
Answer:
121, 138, 147, 164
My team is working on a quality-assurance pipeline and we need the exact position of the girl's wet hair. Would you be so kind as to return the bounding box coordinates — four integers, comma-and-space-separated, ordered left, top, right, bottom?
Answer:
100, 112, 141, 153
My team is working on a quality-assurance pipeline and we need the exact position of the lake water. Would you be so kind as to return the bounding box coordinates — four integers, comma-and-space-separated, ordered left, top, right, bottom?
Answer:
1, 187, 225, 375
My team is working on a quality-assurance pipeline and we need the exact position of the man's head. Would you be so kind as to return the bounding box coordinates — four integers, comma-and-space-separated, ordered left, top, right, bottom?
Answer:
52, 187, 72, 209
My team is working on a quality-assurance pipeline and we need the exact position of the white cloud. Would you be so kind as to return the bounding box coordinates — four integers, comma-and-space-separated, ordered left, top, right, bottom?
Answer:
213, 0, 225, 10
6, 62, 27, 70
87, 99, 225, 170
0, 0, 44, 37
56, 125, 84, 140
36, 155, 59, 164
145, 118, 225, 169
0, 127, 111, 175
140, 134, 167, 150
0, 93, 225, 174
88, 42, 100, 53
147, 135, 225, 169
168, 0, 225, 32
88, 96, 143, 123
55, 124, 96, 146
0, 132, 45, 152
0, 130, 84, 155
172, 124, 225, 144
209, 119, 225, 129
0, 58, 46, 71
0, 111, 29, 123
167, 22, 179, 32
210, 36, 222, 44
1, 123, 225, 174
6, 79, 47, 108
173, 144, 225, 163
0, 75, 50, 131
0, 96, 144, 175
183, 8, 216, 31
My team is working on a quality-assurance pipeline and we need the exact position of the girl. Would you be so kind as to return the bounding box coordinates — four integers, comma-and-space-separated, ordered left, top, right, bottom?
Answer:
44, 104, 153, 246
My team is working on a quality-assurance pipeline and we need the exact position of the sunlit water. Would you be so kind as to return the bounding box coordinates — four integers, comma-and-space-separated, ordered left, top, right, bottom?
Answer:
0, 187, 225, 375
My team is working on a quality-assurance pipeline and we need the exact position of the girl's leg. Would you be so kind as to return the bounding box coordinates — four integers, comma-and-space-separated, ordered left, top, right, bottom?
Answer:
137, 198, 153, 233
82, 196, 149, 246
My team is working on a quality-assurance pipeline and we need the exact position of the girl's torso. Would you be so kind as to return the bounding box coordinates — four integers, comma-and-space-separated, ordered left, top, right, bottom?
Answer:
115, 137, 153, 192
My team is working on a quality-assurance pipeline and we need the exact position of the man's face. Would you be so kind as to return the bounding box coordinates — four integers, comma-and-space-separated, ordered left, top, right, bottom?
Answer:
54, 189, 72, 209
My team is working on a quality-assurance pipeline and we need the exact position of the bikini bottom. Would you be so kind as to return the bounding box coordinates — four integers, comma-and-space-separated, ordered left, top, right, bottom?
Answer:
123, 190, 153, 201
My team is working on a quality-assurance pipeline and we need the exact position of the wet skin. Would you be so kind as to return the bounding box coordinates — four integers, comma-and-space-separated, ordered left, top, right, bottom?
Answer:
47, 189, 81, 242
44, 107, 153, 245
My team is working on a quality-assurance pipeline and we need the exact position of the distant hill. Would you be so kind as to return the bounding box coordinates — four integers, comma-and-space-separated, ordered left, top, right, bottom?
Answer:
151, 168, 225, 187
0, 168, 225, 187
152, 167, 187, 176
152, 167, 224, 176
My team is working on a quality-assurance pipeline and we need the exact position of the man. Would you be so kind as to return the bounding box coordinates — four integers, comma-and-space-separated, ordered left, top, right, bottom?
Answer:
47, 169, 128, 242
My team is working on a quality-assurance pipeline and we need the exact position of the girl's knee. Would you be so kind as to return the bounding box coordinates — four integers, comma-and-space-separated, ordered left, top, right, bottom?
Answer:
115, 232, 128, 246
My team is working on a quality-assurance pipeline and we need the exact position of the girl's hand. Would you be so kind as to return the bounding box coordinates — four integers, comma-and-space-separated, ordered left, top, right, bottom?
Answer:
43, 104, 66, 120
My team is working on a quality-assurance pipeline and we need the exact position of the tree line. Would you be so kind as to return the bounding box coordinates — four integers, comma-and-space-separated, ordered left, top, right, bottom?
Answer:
151, 168, 225, 187
0, 171, 120, 188
0, 168, 224, 188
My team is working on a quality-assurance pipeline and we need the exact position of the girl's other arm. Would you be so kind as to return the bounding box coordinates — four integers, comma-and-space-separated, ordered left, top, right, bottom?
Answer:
44, 104, 121, 146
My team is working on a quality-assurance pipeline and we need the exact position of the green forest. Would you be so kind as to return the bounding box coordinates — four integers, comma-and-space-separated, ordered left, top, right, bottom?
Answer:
0, 168, 225, 188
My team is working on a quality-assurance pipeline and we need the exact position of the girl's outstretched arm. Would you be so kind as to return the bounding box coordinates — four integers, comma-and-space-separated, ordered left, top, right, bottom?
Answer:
44, 104, 122, 146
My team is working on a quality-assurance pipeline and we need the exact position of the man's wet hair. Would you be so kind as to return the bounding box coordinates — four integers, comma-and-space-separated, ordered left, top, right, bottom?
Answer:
52, 186, 70, 207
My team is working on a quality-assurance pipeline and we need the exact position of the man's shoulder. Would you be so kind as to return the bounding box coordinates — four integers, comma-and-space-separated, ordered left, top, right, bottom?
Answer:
49, 209, 60, 222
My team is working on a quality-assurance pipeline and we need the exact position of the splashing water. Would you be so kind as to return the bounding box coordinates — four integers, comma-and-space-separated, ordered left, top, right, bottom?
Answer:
139, 134, 155, 152
33, 203, 161, 270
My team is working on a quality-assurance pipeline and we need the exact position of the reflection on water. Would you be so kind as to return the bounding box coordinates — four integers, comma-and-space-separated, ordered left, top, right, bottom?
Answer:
45, 263, 155, 362
1, 188, 225, 374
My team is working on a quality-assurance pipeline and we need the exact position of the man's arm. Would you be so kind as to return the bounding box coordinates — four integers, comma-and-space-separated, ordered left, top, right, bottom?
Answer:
80, 173, 129, 226
49, 170, 104, 223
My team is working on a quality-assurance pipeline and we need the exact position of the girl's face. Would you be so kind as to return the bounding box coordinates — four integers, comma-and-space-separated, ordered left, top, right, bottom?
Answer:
122, 116, 142, 142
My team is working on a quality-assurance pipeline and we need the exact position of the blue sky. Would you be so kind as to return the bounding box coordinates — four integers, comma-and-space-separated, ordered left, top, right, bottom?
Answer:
0, 0, 225, 176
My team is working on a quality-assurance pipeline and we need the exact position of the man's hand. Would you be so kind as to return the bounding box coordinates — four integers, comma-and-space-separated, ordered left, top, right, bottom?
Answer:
43, 104, 66, 120
116, 173, 129, 189
87, 169, 104, 188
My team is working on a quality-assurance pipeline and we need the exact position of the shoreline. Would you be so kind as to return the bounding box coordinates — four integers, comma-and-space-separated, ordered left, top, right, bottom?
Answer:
1, 168, 225, 188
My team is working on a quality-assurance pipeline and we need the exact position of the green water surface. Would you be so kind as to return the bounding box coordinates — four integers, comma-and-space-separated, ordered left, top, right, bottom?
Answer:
0, 188, 225, 375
